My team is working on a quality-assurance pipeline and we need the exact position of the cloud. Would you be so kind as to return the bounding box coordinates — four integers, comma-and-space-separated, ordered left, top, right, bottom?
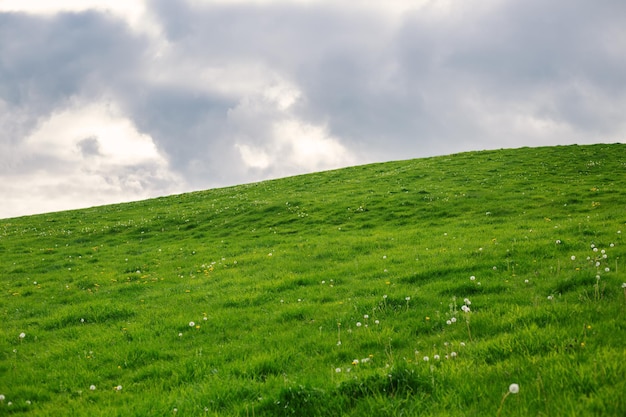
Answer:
291, 0, 626, 154
77, 136, 102, 157
0, 0, 625, 218
0, 100, 183, 217
0, 11, 149, 142
230, 81, 355, 174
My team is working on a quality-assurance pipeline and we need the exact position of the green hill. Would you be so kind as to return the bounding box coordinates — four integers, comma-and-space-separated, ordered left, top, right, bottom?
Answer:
1, 144, 625, 416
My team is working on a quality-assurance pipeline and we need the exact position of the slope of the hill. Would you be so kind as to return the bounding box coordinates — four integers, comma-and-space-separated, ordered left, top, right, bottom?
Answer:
1, 144, 625, 416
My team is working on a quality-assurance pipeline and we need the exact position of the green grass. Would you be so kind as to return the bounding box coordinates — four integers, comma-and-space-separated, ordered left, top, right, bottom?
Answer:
1, 144, 625, 416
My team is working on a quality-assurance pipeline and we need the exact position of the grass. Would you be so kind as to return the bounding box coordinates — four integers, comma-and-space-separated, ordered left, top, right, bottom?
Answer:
1, 143, 625, 416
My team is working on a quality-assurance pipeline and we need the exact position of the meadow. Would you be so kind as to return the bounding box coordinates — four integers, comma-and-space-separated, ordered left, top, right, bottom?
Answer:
1, 143, 625, 416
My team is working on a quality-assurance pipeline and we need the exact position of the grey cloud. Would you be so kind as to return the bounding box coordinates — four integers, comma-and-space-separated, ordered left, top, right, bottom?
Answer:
0, 11, 148, 141
149, 0, 383, 68
77, 136, 101, 157
307, 0, 626, 152
0, 11, 145, 98
123, 86, 236, 181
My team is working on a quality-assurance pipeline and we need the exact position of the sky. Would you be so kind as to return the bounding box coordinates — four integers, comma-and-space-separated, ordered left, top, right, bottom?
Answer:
1, 0, 625, 219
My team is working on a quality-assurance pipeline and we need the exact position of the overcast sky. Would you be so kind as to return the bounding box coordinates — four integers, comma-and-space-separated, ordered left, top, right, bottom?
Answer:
1, 0, 625, 219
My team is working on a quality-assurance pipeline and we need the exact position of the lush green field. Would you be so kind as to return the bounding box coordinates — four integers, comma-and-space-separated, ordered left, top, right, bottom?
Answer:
1, 144, 625, 416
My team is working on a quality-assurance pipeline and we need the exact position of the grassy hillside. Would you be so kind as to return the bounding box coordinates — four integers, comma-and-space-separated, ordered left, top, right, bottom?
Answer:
1, 144, 625, 416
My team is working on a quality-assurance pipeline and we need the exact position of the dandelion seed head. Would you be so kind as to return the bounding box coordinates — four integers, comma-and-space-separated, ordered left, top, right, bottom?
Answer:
356, 322, 362, 327
509, 383, 520, 394
189, 321, 195, 327
423, 356, 429, 362
335, 368, 342, 373
434, 355, 440, 360
470, 276, 476, 281
19, 332, 25, 339
89, 385, 96, 391
571, 255, 576, 261
450, 352, 457, 357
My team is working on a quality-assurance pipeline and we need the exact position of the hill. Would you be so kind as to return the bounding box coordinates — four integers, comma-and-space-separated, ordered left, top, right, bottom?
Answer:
1, 144, 625, 416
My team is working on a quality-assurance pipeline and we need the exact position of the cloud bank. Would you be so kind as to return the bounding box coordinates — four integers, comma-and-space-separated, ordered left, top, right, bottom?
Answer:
1, 0, 625, 218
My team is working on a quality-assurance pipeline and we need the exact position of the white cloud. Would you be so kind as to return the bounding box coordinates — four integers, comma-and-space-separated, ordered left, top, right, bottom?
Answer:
273, 119, 354, 170
24, 101, 165, 165
235, 144, 271, 169
231, 79, 354, 176
236, 119, 352, 172
0, 100, 184, 218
